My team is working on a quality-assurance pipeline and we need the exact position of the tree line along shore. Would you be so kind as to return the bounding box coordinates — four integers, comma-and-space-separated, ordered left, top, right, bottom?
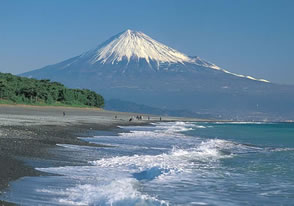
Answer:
0, 73, 104, 108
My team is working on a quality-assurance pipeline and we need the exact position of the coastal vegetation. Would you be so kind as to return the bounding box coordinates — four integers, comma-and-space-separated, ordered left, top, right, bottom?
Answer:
0, 73, 104, 108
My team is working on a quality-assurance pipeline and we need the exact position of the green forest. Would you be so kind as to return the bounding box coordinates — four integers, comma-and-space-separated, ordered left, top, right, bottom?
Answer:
0, 73, 104, 108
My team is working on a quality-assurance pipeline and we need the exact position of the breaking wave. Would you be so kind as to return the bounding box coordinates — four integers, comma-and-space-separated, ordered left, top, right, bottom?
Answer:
10, 121, 292, 206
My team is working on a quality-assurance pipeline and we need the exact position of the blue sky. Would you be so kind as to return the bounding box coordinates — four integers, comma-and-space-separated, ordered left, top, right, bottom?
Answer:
0, 0, 293, 85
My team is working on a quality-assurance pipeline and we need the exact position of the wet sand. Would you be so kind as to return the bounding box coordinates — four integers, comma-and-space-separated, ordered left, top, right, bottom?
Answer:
0, 104, 206, 205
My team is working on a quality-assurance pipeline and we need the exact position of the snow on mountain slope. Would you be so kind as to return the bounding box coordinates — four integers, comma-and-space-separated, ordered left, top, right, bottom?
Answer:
190, 56, 269, 83
79, 29, 269, 83
88, 29, 191, 65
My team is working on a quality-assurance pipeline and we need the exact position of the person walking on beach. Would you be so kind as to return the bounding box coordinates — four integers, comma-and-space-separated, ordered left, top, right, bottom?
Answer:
63, 112, 65, 117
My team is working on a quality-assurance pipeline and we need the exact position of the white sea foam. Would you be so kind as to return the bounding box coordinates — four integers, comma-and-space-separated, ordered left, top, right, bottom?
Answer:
37, 137, 237, 205
270, 148, 294, 152
194, 125, 207, 129
215, 121, 265, 124
69, 179, 162, 205
36, 178, 167, 206
35, 121, 261, 205
153, 121, 197, 133
36, 164, 168, 205
117, 122, 194, 140
56, 144, 85, 149
90, 139, 235, 174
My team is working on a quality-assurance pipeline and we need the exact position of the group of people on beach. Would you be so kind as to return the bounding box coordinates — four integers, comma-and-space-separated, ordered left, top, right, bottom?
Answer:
129, 116, 141, 122
128, 115, 150, 122
62, 111, 161, 122
127, 115, 161, 122
136, 115, 143, 120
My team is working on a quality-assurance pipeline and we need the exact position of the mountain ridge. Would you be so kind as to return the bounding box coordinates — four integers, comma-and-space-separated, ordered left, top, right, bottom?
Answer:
21, 29, 294, 120
25, 29, 269, 83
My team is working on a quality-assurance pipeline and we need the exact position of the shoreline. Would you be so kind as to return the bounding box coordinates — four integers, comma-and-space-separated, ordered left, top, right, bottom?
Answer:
0, 104, 287, 205
0, 104, 206, 205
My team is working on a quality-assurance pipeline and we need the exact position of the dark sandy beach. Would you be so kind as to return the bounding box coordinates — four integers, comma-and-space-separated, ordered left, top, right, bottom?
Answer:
0, 105, 204, 205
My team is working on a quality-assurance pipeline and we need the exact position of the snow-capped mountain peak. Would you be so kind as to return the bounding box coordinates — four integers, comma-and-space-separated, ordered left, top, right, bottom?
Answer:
65, 29, 270, 83
89, 29, 192, 64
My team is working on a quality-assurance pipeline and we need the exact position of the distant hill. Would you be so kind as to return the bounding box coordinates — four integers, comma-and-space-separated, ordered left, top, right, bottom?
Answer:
21, 30, 294, 121
0, 73, 104, 108
105, 99, 215, 119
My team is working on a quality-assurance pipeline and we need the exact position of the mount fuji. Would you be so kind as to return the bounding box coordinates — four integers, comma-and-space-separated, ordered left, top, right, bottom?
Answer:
21, 29, 294, 120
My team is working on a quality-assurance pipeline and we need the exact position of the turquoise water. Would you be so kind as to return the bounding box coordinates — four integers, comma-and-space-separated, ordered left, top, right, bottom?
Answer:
1, 122, 294, 205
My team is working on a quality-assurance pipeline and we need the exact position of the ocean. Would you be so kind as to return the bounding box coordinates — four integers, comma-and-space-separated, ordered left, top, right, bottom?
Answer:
2, 121, 294, 205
